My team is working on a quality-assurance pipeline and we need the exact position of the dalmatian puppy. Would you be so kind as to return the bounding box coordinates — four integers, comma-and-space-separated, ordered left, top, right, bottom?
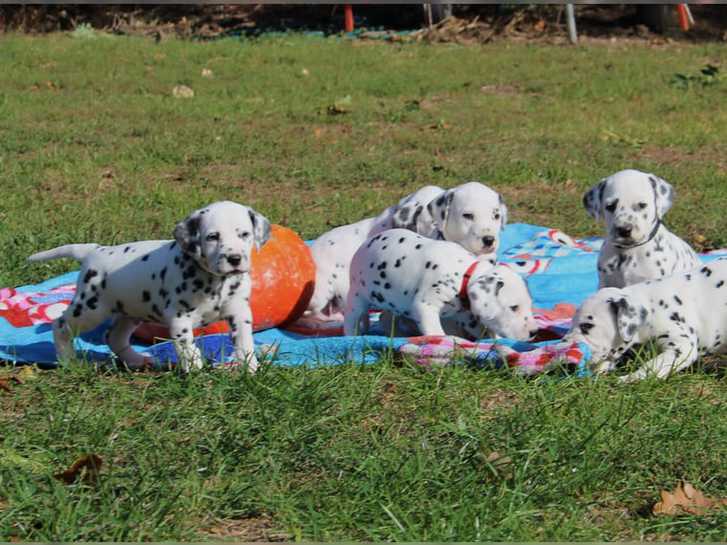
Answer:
344, 229, 537, 340
28, 201, 271, 372
583, 169, 700, 288
565, 259, 727, 382
308, 182, 508, 320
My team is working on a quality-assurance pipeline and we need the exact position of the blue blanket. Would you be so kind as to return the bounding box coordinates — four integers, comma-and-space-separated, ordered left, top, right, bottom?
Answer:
1, 223, 723, 369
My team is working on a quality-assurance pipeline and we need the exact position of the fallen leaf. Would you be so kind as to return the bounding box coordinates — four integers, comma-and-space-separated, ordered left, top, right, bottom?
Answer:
301, 68, 310, 77
0, 379, 11, 393
485, 451, 512, 467
201, 68, 213, 78
653, 482, 727, 516
534, 19, 546, 32
327, 95, 352, 115
172, 85, 194, 99
54, 454, 103, 485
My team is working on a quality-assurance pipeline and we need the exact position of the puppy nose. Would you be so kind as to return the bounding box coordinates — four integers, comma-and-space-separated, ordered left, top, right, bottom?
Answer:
226, 254, 242, 266
482, 235, 495, 248
616, 225, 632, 238
529, 329, 539, 338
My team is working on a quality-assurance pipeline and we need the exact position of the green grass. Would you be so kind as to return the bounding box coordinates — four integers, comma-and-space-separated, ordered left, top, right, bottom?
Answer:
0, 33, 726, 541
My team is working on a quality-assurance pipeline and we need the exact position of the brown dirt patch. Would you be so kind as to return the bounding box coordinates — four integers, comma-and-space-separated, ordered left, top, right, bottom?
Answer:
637, 145, 727, 173
200, 513, 290, 542
479, 388, 520, 414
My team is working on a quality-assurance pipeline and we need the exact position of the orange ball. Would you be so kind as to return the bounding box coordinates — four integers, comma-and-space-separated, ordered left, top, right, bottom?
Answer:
133, 225, 315, 342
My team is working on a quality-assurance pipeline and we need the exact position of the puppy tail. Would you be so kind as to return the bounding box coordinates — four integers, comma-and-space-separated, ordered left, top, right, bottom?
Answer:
28, 243, 100, 263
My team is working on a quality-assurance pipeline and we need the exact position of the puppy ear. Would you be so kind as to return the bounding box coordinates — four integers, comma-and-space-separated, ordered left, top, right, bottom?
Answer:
609, 295, 647, 343
426, 190, 453, 232
174, 212, 202, 257
391, 202, 419, 230
648, 175, 674, 218
498, 195, 508, 230
583, 179, 607, 221
248, 209, 271, 250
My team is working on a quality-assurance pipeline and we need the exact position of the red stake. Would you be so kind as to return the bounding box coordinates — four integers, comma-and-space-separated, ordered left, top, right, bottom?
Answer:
676, 4, 690, 32
344, 4, 354, 32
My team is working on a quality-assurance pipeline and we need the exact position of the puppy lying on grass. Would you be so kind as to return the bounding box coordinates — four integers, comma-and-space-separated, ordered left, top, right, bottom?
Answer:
565, 259, 727, 382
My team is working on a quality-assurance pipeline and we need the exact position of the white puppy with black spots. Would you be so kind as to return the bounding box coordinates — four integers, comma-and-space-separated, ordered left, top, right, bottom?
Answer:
308, 182, 508, 320
344, 229, 537, 340
583, 169, 700, 288
565, 259, 727, 382
28, 201, 271, 372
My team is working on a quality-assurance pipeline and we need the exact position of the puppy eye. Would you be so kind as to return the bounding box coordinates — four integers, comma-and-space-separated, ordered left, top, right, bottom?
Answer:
205, 232, 220, 241
509, 305, 519, 312
637, 202, 648, 210
462, 213, 474, 220
579, 323, 595, 335
239, 231, 251, 239
605, 202, 617, 213
494, 213, 501, 220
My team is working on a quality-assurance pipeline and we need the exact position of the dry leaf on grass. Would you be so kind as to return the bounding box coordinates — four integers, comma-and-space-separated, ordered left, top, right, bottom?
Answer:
653, 482, 727, 516
172, 85, 195, 99
0, 366, 37, 393
327, 95, 352, 115
201, 68, 213, 78
54, 454, 103, 485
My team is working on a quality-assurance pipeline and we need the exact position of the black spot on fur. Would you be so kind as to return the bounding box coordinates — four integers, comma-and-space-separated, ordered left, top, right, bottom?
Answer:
142, 291, 151, 302
674, 295, 683, 305
142, 254, 149, 262
73, 304, 83, 317
83, 269, 98, 283
579, 322, 595, 335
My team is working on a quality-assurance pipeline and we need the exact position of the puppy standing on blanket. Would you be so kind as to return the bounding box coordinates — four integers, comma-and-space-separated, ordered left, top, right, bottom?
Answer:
565, 259, 727, 382
308, 182, 508, 320
583, 169, 700, 288
28, 201, 271, 372
344, 229, 537, 340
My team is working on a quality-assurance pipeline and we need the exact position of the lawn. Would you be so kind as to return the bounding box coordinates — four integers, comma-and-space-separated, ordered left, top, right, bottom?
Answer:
0, 32, 726, 541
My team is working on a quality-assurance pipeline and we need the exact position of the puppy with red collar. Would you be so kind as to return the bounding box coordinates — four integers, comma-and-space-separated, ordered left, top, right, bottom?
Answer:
344, 228, 537, 339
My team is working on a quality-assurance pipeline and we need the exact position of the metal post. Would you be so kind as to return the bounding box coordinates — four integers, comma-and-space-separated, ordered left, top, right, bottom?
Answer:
566, 4, 577, 44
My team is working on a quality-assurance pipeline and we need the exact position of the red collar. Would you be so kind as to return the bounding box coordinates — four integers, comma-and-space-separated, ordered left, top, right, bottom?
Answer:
458, 261, 480, 309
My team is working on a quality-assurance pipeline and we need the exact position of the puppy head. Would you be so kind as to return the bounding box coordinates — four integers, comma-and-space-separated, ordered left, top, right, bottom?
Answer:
468, 265, 537, 340
566, 287, 650, 361
428, 182, 507, 256
583, 169, 674, 246
174, 201, 271, 276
